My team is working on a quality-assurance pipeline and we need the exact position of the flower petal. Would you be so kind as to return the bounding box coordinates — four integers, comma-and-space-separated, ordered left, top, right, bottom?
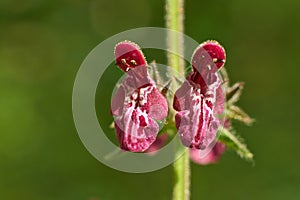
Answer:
146, 133, 168, 154
110, 85, 125, 116
191, 40, 226, 74
190, 142, 226, 165
114, 107, 159, 152
114, 41, 147, 72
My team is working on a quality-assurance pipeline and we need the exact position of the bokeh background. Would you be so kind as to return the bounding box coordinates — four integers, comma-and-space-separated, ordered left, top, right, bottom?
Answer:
1, 0, 300, 199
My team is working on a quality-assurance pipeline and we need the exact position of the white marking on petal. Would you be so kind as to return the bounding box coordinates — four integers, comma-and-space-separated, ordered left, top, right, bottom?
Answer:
132, 91, 138, 100
139, 85, 154, 106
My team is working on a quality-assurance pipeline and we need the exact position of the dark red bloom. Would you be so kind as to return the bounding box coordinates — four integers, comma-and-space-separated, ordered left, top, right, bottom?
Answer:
190, 142, 226, 165
111, 41, 168, 152
145, 133, 169, 155
173, 41, 226, 150
189, 119, 230, 165
191, 40, 226, 73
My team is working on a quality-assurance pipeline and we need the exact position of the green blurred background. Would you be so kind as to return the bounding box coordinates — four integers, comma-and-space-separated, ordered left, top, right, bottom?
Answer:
1, 0, 300, 199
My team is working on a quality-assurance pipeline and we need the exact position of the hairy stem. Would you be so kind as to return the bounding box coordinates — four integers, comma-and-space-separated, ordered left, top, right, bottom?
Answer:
166, 0, 190, 200
173, 146, 190, 200
166, 0, 185, 75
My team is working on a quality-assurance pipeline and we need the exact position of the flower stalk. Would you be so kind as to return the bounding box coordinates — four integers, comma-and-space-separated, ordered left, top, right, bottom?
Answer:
166, 0, 190, 200
173, 144, 190, 200
166, 0, 185, 76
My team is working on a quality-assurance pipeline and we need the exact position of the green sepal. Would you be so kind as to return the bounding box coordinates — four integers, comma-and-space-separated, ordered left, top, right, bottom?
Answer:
226, 105, 254, 126
217, 126, 254, 161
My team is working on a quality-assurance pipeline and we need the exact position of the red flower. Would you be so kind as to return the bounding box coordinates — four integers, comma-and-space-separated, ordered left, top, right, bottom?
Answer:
173, 41, 226, 150
189, 119, 230, 165
190, 142, 226, 165
111, 41, 168, 152
145, 133, 169, 155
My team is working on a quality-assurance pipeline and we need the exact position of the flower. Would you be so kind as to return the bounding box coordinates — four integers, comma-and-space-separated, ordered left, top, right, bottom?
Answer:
173, 41, 226, 150
189, 119, 230, 165
190, 142, 226, 165
145, 133, 169, 155
111, 41, 168, 152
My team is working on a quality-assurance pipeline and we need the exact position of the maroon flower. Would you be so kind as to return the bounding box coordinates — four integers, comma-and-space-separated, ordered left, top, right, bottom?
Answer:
189, 119, 230, 165
173, 41, 226, 150
190, 142, 226, 165
145, 133, 169, 155
111, 41, 168, 152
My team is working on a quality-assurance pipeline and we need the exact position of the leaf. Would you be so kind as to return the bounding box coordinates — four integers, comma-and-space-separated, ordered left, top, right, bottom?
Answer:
217, 127, 254, 161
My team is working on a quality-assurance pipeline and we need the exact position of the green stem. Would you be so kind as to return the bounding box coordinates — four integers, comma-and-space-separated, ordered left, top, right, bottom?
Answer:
166, 0, 185, 75
166, 0, 190, 200
173, 147, 190, 200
